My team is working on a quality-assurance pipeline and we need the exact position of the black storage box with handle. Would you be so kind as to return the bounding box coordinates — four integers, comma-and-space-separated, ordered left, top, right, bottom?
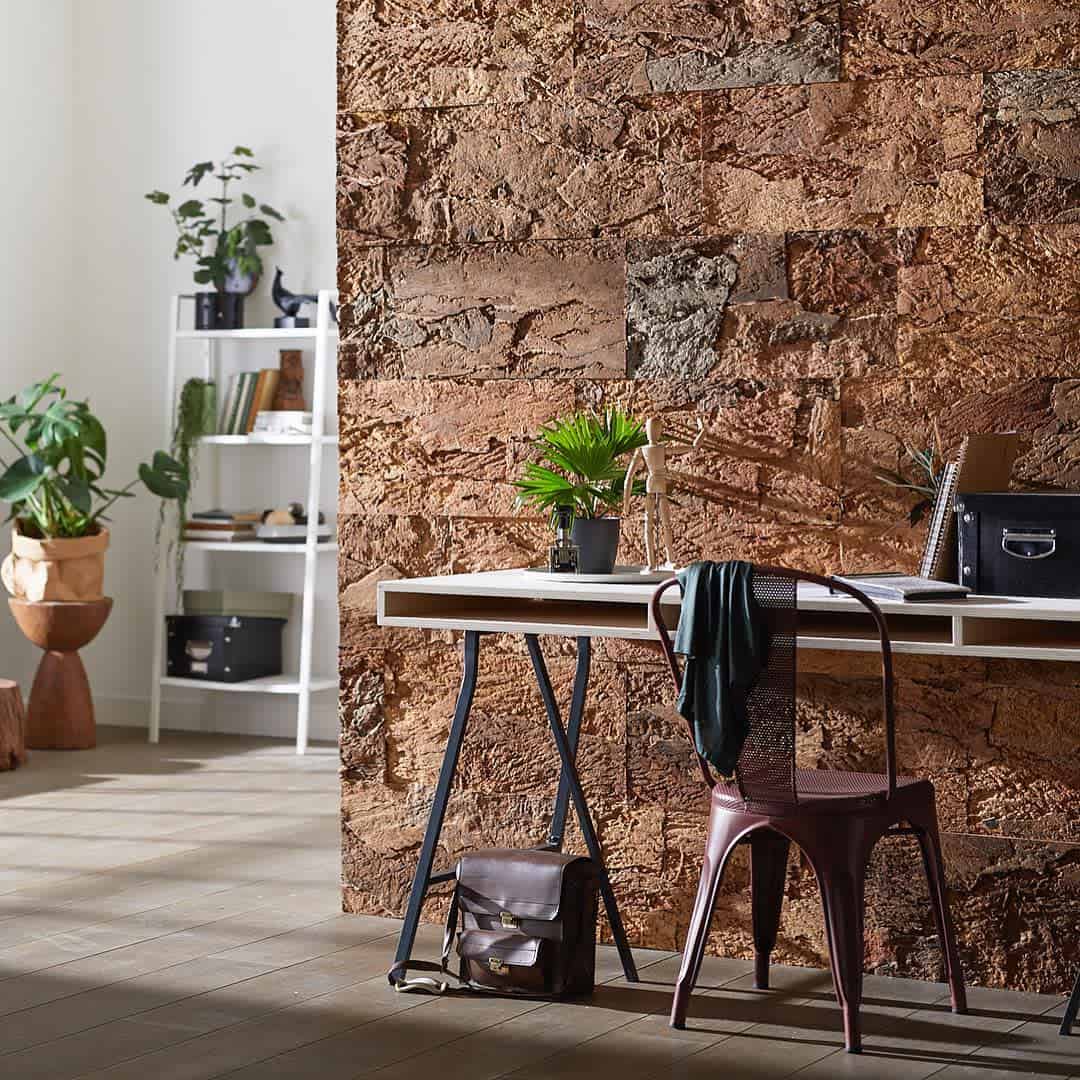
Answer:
956, 492, 1080, 597
166, 614, 285, 682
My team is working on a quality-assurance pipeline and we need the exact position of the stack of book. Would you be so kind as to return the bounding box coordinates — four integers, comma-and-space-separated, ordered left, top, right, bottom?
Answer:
183, 509, 262, 544
217, 369, 281, 435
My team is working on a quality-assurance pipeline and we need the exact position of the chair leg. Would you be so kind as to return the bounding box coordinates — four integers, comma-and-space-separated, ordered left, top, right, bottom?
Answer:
915, 820, 967, 1015
670, 817, 743, 1030
1060, 968, 1080, 1036
818, 864, 868, 1054
750, 829, 790, 990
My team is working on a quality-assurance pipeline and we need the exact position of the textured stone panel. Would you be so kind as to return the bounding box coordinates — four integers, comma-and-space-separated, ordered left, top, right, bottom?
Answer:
703, 77, 983, 230
577, 0, 839, 100
339, 379, 575, 516
897, 226, 1080, 380
625, 234, 787, 378
337, 96, 701, 243
337, 0, 573, 110
339, 514, 451, 589
338, 241, 625, 379
985, 69, 1080, 224
841, 0, 1080, 80
337, 0, 1080, 993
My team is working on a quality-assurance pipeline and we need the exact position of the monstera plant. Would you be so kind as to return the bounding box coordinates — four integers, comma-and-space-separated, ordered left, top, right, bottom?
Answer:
0, 375, 187, 602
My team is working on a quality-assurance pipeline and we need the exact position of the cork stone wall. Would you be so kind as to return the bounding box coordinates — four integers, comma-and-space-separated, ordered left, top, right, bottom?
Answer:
337, 1, 1080, 992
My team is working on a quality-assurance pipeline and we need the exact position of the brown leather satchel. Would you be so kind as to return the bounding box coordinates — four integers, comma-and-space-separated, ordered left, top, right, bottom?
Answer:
391, 848, 598, 997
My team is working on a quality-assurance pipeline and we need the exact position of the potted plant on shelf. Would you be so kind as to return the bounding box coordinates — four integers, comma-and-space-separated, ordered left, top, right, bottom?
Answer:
146, 146, 285, 330
515, 407, 646, 574
0, 375, 188, 602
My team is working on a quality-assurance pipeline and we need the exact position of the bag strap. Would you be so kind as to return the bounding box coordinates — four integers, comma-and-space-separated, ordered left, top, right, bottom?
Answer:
387, 885, 464, 994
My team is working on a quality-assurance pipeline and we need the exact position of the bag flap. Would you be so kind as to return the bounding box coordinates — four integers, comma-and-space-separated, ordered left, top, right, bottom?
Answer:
457, 929, 542, 968
457, 849, 591, 922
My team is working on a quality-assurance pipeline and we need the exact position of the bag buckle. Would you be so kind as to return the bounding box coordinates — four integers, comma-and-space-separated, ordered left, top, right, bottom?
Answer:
487, 957, 508, 974
499, 911, 519, 929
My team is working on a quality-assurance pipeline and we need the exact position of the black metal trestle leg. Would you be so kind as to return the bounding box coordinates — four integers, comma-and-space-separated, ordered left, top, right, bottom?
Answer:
388, 630, 480, 986
526, 633, 639, 983
547, 636, 590, 848
1061, 969, 1080, 1036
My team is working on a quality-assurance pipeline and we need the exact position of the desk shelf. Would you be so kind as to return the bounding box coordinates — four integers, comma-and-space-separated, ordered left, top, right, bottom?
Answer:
378, 571, 1080, 663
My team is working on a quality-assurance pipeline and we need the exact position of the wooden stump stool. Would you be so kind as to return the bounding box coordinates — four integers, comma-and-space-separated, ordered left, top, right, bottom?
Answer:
0, 680, 27, 769
8, 598, 113, 750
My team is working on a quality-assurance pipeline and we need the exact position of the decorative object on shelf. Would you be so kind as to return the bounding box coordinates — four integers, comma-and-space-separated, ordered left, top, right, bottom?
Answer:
145, 147, 285, 330
218, 369, 280, 435
252, 410, 312, 436
0, 375, 187, 601
515, 408, 646, 575
874, 432, 947, 529
166, 613, 285, 682
182, 589, 294, 619
255, 502, 331, 543
547, 507, 579, 573
10, 597, 112, 749
525, 566, 672, 584
271, 268, 318, 328
0, 679, 27, 770
918, 433, 1019, 582
622, 416, 705, 572
271, 350, 306, 411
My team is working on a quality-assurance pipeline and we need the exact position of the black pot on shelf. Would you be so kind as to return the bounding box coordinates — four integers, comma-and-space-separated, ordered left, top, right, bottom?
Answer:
571, 517, 621, 575
193, 291, 246, 331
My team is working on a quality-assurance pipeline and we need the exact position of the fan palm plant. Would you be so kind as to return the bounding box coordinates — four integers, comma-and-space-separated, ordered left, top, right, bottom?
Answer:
515, 408, 646, 521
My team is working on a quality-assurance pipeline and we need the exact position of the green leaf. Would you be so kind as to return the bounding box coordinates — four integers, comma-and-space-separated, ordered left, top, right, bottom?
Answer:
233, 145, 254, 157
176, 198, 204, 218
193, 270, 213, 285
241, 192, 256, 208
0, 456, 45, 503
259, 204, 285, 222
139, 451, 189, 501
57, 475, 92, 515
145, 190, 170, 205
184, 161, 215, 187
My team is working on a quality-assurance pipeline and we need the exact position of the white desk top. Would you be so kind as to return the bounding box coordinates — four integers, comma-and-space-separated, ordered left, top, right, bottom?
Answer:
377, 569, 1080, 661
380, 569, 1080, 620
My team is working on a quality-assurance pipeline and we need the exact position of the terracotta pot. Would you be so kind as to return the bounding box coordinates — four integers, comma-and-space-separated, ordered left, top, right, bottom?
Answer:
0, 524, 109, 602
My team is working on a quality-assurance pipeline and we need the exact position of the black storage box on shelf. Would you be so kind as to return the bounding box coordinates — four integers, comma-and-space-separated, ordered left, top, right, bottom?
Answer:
166, 615, 285, 682
956, 492, 1080, 598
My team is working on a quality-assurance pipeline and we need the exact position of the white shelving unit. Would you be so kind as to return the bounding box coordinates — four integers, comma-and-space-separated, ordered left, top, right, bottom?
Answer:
149, 291, 339, 754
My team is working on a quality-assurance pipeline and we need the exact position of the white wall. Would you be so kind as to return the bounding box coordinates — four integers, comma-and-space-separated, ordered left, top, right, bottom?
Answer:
0, 0, 75, 686
1, 0, 339, 742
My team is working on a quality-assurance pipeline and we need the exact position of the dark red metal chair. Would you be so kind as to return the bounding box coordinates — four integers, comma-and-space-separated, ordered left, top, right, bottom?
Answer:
651, 566, 967, 1053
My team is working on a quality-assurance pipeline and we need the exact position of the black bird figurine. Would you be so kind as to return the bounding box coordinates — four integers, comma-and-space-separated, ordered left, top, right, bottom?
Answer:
272, 267, 319, 328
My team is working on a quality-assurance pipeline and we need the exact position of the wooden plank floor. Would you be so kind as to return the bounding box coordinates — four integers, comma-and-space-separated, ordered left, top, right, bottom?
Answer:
0, 726, 1077, 1079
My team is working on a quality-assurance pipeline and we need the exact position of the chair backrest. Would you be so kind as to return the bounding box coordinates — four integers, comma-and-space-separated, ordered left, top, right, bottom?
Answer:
650, 564, 897, 806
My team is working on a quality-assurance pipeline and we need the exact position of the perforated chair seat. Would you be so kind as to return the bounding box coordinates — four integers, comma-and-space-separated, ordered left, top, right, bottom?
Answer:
711, 769, 932, 813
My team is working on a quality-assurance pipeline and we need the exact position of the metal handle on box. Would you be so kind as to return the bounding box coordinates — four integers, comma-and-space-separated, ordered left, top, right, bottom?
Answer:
1001, 528, 1057, 560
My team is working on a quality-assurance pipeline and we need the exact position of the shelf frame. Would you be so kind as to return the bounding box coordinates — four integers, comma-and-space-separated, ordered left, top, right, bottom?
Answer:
149, 290, 339, 754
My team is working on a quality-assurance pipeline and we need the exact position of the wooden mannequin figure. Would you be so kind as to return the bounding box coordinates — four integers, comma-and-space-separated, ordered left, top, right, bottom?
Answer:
622, 416, 705, 571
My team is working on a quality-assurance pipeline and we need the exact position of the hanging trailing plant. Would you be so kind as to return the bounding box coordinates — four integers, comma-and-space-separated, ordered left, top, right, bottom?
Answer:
157, 378, 217, 598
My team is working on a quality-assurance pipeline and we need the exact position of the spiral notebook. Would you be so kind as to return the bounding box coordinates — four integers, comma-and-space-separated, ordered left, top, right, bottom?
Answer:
918, 434, 1019, 582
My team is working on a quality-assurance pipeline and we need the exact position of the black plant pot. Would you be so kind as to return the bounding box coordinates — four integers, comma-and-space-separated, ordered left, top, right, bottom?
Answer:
571, 517, 621, 575
194, 292, 246, 331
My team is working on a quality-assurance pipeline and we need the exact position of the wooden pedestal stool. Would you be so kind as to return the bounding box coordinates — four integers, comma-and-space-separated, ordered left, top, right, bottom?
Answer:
0, 680, 27, 769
